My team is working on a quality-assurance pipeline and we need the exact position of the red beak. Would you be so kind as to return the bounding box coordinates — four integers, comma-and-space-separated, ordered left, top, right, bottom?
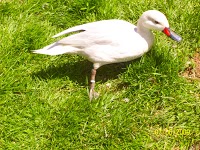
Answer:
163, 27, 182, 42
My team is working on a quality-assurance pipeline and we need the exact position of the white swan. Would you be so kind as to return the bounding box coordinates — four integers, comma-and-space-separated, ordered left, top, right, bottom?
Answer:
32, 10, 182, 100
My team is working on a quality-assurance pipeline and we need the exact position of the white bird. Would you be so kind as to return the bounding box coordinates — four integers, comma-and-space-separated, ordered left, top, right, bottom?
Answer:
32, 10, 181, 100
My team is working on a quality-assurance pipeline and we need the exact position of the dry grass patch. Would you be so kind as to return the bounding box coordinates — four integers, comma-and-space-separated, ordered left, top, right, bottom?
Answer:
182, 51, 200, 80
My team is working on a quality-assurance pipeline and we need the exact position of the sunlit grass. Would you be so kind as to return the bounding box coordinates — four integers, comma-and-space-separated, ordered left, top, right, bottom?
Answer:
0, 0, 199, 149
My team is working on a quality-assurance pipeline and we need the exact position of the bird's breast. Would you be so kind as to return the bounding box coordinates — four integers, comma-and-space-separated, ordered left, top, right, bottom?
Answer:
80, 33, 150, 64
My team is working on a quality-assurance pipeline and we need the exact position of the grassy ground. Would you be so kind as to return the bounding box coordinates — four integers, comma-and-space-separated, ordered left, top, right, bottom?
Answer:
0, 0, 199, 149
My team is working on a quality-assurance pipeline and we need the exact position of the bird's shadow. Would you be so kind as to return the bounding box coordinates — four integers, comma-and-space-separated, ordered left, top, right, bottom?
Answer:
32, 56, 134, 86
31, 47, 168, 86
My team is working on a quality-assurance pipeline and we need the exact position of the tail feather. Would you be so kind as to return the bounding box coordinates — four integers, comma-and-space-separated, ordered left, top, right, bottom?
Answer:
32, 42, 79, 56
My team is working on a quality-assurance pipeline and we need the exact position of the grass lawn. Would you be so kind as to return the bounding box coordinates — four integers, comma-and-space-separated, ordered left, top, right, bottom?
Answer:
0, 0, 199, 149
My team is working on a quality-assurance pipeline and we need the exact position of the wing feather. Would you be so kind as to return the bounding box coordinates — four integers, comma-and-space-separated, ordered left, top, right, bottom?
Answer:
52, 19, 123, 38
57, 31, 114, 49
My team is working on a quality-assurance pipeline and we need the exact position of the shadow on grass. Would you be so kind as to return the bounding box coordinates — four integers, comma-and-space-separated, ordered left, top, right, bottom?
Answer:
31, 47, 170, 87
31, 58, 134, 86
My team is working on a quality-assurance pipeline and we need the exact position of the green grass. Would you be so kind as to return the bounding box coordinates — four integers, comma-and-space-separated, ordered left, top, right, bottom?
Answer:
0, 0, 200, 149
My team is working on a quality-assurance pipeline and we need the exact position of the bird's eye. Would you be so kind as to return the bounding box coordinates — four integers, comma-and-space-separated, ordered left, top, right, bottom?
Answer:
154, 21, 160, 24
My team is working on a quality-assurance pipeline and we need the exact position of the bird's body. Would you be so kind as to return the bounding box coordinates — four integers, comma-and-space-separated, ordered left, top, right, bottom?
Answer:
32, 10, 181, 100
34, 19, 153, 68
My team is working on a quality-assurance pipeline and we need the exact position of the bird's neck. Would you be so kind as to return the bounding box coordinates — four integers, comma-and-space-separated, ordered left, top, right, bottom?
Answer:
137, 22, 154, 48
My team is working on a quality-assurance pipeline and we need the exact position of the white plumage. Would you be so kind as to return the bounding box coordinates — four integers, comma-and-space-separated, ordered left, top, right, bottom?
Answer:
32, 10, 181, 100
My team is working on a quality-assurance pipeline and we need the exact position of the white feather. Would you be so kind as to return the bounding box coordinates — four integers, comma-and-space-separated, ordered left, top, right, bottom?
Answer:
32, 42, 79, 55
32, 10, 179, 68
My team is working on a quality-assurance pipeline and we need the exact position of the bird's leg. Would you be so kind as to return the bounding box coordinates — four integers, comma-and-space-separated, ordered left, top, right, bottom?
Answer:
89, 68, 99, 101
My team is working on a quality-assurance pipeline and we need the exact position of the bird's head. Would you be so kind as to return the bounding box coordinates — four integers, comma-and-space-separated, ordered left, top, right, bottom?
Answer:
138, 10, 182, 42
